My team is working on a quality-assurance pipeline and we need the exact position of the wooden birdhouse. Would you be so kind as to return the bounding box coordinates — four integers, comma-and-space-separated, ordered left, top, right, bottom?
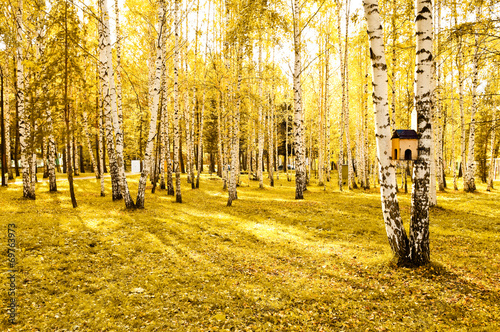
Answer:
391, 130, 419, 161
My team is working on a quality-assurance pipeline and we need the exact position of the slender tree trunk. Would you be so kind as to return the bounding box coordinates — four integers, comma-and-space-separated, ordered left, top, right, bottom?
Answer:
337, 1, 344, 192
464, 7, 480, 193
487, 109, 496, 191
217, 95, 223, 178
5, 72, 13, 181
363, 0, 409, 263
409, 0, 433, 265
227, 45, 242, 206
257, 38, 264, 189
160, 17, 174, 196
82, 110, 98, 178
159, 94, 166, 190
344, 0, 356, 190
450, 43, 458, 191
325, 35, 331, 183
64, 0, 76, 207
104, 0, 134, 207
268, 92, 274, 187
318, 39, 324, 187
293, 0, 306, 199
1, 69, 6, 187
97, 2, 121, 201
136, 1, 165, 208
16, 0, 34, 199
173, 0, 182, 203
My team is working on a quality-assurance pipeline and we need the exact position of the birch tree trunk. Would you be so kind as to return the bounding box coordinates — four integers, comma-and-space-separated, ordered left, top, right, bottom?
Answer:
325, 36, 331, 183
486, 109, 496, 191
136, 1, 165, 208
227, 46, 242, 206
82, 110, 98, 178
450, 44, 458, 190
16, 0, 34, 199
104, 0, 134, 207
98, 99, 105, 197
318, 41, 325, 187
46, 106, 57, 191
1, 67, 6, 186
293, 0, 306, 199
64, 0, 76, 207
196, 1, 211, 189
464, 7, 480, 193
336, 1, 344, 192
268, 92, 274, 187
160, 15, 174, 196
115, 0, 124, 140
173, 0, 182, 203
5, 72, 14, 180
159, 93, 166, 190
363, 0, 409, 263
409, 0, 433, 265
217, 96, 223, 178
344, 0, 356, 190
98, 0, 121, 201
257, 39, 264, 189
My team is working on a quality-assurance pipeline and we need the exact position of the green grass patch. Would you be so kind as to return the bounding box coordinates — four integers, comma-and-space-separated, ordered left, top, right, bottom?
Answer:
1, 173, 499, 331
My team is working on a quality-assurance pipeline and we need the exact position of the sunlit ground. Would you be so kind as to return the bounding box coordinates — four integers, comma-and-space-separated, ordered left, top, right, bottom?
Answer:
0, 171, 499, 331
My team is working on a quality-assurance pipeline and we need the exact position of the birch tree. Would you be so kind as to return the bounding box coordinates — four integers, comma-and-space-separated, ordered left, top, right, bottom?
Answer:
363, 0, 433, 266
292, 0, 306, 199
409, 0, 433, 265
16, 0, 35, 199
463, 6, 481, 193
136, 0, 165, 208
173, 0, 182, 203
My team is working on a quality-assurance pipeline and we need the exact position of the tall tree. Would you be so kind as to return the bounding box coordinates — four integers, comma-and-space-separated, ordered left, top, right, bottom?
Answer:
16, 0, 35, 199
136, 0, 165, 208
292, 0, 306, 199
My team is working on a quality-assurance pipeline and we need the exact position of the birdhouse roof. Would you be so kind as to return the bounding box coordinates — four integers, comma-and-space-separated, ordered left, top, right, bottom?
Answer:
391, 129, 419, 139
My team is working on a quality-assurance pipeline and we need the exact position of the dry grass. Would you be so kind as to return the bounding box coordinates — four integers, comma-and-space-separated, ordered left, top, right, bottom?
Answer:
0, 171, 499, 331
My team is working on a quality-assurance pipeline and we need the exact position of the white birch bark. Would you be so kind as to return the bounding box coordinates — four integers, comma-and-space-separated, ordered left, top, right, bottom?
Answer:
363, 0, 409, 262
318, 43, 325, 186
292, 0, 306, 199
98, 97, 105, 197
160, 11, 174, 195
16, 0, 34, 199
173, 0, 182, 202
82, 109, 98, 178
136, 1, 165, 207
196, 1, 210, 188
5, 73, 14, 180
257, 39, 264, 188
268, 92, 274, 186
325, 37, 331, 183
217, 96, 223, 178
487, 108, 496, 191
428, 64, 437, 206
464, 6, 480, 192
344, 0, 356, 190
98, 0, 121, 201
409, 0, 433, 265
104, 0, 134, 207
227, 47, 242, 206
336, 1, 344, 192
115, 0, 124, 137
46, 105, 57, 191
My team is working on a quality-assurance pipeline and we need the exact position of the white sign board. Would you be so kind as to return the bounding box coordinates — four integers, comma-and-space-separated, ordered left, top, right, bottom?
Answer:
131, 160, 141, 173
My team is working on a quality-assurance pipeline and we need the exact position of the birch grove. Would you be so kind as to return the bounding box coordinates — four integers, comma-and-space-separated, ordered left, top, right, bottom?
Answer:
1, 0, 498, 268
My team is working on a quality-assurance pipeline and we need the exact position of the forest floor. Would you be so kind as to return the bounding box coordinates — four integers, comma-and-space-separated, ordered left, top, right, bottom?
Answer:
0, 171, 499, 331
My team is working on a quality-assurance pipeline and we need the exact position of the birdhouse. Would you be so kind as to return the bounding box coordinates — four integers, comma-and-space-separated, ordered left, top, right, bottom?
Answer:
391, 130, 419, 161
